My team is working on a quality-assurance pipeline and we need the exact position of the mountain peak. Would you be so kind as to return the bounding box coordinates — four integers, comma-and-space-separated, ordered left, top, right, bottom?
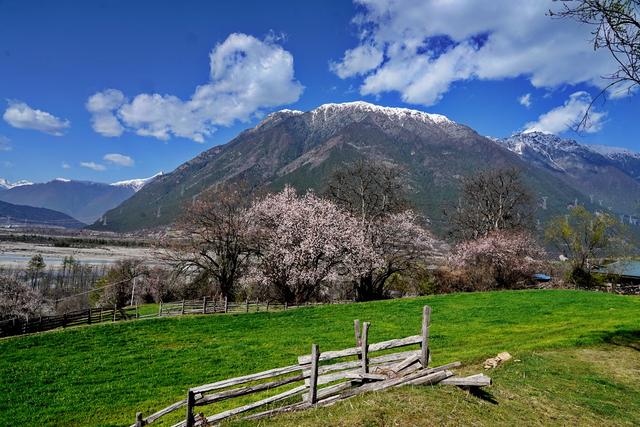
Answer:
311, 101, 455, 125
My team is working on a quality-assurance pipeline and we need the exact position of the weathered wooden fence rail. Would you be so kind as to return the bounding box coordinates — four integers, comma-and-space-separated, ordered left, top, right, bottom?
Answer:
131, 306, 491, 427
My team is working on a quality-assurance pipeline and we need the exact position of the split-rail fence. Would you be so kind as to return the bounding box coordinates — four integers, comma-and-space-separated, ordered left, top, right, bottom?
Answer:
131, 305, 491, 426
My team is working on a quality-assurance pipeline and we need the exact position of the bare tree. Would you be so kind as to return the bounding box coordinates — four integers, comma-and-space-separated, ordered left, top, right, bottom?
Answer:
167, 182, 255, 301
328, 159, 436, 301
328, 158, 409, 224
93, 259, 147, 308
550, 1, 640, 131
448, 168, 534, 241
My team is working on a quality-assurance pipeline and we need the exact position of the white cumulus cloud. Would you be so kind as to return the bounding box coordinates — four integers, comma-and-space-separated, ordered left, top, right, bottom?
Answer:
80, 161, 106, 171
61, 162, 71, 169
86, 89, 126, 137
103, 153, 134, 167
332, 0, 618, 106
3, 101, 70, 135
518, 93, 532, 108
87, 33, 304, 142
523, 91, 606, 134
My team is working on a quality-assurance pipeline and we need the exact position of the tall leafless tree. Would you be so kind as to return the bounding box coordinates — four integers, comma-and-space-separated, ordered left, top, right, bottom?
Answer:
328, 159, 435, 301
447, 168, 534, 241
327, 158, 409, 225
550, 1, 640, 131
167, 182, 255, 300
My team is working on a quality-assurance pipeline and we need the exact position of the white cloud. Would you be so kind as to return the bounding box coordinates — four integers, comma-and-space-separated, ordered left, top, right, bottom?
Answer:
86, 89, 126, 137
0, 135, 11, 152
87, 33, 304, 142
518, 93, 532, 108
523, 91, 606, 134
103, 153, 134, 167
330, 44, 384, 78
3, 101, 70, 135
61, 162, 71, 169
80, 161, 106, 171
333, 0, 618, 106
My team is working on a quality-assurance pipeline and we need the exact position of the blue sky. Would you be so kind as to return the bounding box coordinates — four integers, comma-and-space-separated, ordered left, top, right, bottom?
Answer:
0, 0, 638, 184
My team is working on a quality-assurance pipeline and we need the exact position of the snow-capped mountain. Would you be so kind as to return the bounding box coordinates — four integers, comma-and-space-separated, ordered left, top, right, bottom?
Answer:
0, 178, 33, 190
111, 172, 163, 192
495, 131, 640, 214
587, 144, 640, 181
93, 101, 586, 232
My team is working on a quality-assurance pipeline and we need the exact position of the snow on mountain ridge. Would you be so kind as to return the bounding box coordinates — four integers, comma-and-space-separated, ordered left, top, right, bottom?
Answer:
587, 144, 640, 160
0, 179, 34, 190
310, 101, 455, 125
111, 172, 163, 192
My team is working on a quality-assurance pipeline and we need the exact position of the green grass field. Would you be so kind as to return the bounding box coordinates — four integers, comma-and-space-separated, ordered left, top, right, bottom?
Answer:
1, 290, 639, 426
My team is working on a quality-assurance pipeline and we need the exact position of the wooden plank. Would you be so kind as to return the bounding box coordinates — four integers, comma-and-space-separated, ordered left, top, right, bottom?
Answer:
400, 369, 454, 387
390, 354, 420, 373
421, 305, 431, 369
440, 374, 492, 387
326, 369, 453, 403
242, 401, 307, 421
353, 319, 361, 360
308, 344, 320, 404
361, 322, 370, 374
195, 374, 304, 406
303, 350, 420, 378
301, 380, 354, 403
129, 398, 187, 426
298, 335, 422, 364
344, 372, 386, 381
191, 364, 303, 394
185, 390, 195, 427
202, 385, 308, 424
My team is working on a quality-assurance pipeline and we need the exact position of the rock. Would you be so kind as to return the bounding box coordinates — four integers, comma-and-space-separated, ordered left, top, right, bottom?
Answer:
483, 352, 513, 369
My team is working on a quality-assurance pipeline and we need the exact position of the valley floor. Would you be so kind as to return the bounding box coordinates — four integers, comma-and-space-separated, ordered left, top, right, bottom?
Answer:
0, 290, 639, 426
0, 240, 157, 268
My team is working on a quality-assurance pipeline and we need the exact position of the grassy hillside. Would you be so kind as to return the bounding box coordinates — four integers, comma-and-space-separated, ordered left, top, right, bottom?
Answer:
1, 290, 639, 426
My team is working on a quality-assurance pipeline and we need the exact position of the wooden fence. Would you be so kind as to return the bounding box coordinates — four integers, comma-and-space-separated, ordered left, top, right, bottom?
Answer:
0, 305, 138, 337
0, 298, 353, 338
131, 305, 491, 426
157, 297, 351, 317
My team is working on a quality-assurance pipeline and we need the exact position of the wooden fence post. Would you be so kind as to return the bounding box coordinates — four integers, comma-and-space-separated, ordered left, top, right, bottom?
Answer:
181, 299, 186, 315
266, 301, 270, 312
62, 313, 67, 328
361, 322, 370, 374
113, 304, 117, 322
99, 307, 103, 323
256, 300, 259, 312
421, 305, 431, 368
224, 296, 228, 313
158, 302, 163, 317
284, 302, 288, 310
88, 308, 92, 325
308, 344, 320, 404
135, 304, 139, 319
185, 389, 195, 427
246, 299, 249, 313
203, 296, 208, 314
135, 412, 144, 427
354, 319, 362, 360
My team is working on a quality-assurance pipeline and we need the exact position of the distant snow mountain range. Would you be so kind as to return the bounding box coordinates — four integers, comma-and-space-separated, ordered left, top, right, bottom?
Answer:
0, 173, 162, 224
495, 131, 640, 214
2, 101, 638, 231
